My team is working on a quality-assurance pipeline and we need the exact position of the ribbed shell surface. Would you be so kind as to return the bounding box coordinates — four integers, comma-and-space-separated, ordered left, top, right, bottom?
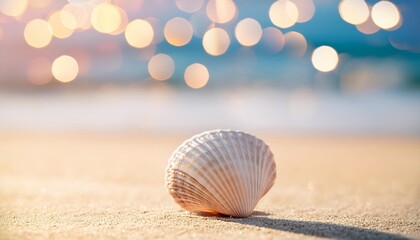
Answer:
165, 130, 276, 217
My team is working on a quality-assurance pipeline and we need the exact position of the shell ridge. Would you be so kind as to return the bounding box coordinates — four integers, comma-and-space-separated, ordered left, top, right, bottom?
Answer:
167, 141, 233, 214
230, 131, 253, 216
221, 131, 254, 216
167, 169, 229, 213
222, 131, 248, 216
260, 148, 276, 198
193, 136, 239, 215
242, 132, 257, 214
205, 132, 243, 216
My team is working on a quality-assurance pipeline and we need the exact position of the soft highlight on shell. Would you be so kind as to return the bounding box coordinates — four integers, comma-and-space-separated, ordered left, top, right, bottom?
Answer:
165, 130, 276, 217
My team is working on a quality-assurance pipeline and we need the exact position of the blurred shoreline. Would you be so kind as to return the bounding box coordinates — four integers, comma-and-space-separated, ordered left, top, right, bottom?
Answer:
2, 85, 420, 136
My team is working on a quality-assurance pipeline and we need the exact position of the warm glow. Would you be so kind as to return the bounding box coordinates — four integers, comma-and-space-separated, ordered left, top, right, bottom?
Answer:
24, 19, 53, 48
260, 27, 285, 54
284, 31, 307, 57
269, 0, 299, 29
62, 3, 90, 30
52, 55, 79, 83
29, 0, 51, 8
27, 57, 52, 85
311, 46, 339, 72
371, 1, 400, 30
91, 3, 121, 34
48, 11, 74, 39
110, 7, 128, 35
0, 0, 27, 17
176, 0, 203, 13
148, 54, 175, 81
235, 18, 262, 47
206, 0, 236, 24
293, 0, 315, 23
184, 63, 209, 89
164, 17, 193, 47
60, 9, 77, 30
125, 19, 154, 48
339, 0, 369, 25
202, 27, 230, 56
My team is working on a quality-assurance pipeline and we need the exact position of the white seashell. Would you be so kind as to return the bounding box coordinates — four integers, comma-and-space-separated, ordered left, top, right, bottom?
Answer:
165, 129, 276, 217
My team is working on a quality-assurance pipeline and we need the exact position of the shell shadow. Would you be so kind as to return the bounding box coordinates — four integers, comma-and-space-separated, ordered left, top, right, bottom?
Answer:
218, 214, 410, 240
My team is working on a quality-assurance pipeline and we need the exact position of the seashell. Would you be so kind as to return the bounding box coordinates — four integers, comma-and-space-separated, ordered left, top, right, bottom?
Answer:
165, 129, 276, 217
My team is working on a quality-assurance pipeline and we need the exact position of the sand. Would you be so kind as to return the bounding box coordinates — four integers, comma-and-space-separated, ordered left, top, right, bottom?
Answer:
1, 132, 419, 239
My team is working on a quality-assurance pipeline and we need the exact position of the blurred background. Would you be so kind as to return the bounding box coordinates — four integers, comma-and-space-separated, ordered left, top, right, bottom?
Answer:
1, 0, 420, 134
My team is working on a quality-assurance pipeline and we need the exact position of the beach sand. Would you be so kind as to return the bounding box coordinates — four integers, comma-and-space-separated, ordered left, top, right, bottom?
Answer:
1, 132, 419, 239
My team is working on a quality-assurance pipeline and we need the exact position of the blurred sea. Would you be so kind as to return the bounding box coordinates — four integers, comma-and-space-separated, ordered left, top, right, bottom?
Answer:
1, 87, 420, 135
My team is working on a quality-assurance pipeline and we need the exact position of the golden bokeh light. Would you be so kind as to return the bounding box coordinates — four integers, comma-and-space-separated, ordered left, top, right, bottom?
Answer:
176, 0, 203, 13
60, 9, 77, 30
356, 12, 380, 35
148, 54, 175, 81
293, 0, 315, 23
284, 31, 307, 57
311, 46, 339, 72
52, 55, 79, 83
27, 57, 53, 85
62, 3, 91, 30
125, 19, 154, 48
29, 0, 51, 8
48, 11, 74, 39
164, 17, 193, 47
260, 27, 285, 54
91, 3, 122, 34
206, 0, 236, 24
0, 0, 27, 17
184, 63, 209, 89
269, 0, 299, 29
110, 7, 128, 35
371, 1, 401, 30
339, 0, 369, 25
235, 18, 262, 47
202, 27, 230, 56
24, 19, 53, 48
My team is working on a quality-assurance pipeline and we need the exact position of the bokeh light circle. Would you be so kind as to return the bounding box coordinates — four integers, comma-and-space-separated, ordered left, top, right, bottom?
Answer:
0, 0, 27, 17
260, 27, 285, 54
269, 0, 299, 28
202, 27, 230, 56
311, 46, 339, 72
148, 54, 175, 81
284, 31, 307, 57
293, 0, 315, 23
91, 3, 121, 34
24, 19, 53, 48
184, 63, 210, 89
27, 57, 53, 85
371, 1, 400, 30
164, 17, 193, 47
235, 18, 262, 47
52, 55, 79, 83
48, 11, 74, 39
125, 19, 154, 48
206, 0, 236, 24
339, 0, 369, 25
176, 0, 203, 13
